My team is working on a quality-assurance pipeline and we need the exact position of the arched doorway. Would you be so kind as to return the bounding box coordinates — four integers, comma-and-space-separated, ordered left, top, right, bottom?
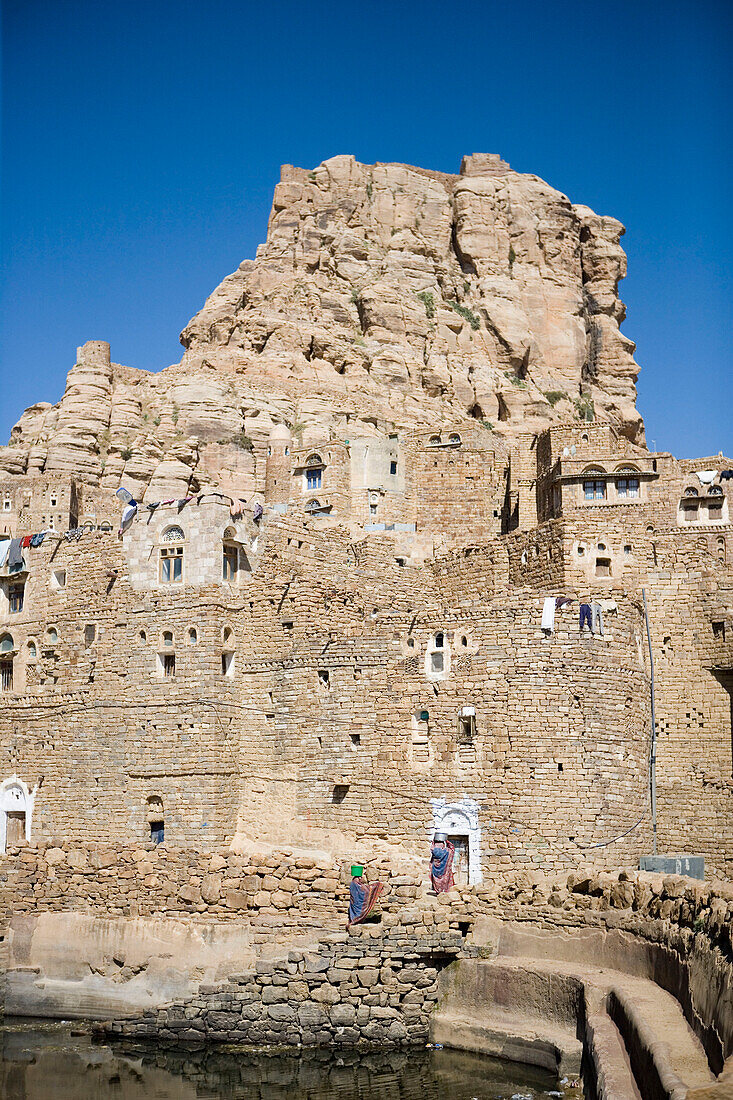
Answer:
0, 776, 35, 852
430, 797, 482, 885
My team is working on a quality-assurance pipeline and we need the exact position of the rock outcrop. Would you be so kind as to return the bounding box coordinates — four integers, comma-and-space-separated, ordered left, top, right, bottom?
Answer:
0, 153, 644, 498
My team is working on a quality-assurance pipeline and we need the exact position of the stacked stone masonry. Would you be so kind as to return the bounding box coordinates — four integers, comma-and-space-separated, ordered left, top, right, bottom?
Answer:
0, 153, 730, 883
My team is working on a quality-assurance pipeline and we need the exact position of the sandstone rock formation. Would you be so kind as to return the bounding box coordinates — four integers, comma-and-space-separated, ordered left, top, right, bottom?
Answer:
0, 153, 644, 499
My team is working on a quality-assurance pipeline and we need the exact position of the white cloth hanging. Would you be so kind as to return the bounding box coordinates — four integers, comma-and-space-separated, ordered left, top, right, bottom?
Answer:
541, 596, 556, 634
696, 470, 718, 485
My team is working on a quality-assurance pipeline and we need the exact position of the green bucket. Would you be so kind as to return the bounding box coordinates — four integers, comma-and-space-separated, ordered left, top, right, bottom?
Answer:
351, 864, 364, 877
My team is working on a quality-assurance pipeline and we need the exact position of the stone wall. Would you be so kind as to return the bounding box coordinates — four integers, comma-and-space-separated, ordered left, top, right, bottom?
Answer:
103, 927, 464, 1047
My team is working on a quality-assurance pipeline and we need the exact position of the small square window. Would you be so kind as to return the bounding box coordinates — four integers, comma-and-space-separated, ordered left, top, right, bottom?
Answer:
430, 651, 444, 673
595, 557, 612, 578
8, 584, 24, 613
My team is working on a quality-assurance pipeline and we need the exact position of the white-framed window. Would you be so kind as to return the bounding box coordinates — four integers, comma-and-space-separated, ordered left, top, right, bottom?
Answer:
2, 497, 11, 512
584, 479, 605, 501
306, 467, 322, 490
616, 477, 639, 499
159, 546, 183, 584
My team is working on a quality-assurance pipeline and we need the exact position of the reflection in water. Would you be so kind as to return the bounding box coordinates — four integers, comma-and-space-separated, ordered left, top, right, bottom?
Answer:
0, 1018, 565, 1100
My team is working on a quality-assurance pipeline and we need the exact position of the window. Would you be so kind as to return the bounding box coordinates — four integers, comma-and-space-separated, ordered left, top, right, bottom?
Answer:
712, 621, 726, 641
84, 624, 96, 647
595, 557, 612, 577
27, 640, 37, 660
159, 546, 183, 583
188, 627, 198, 644
147, 796, 164, 844
161, 525, 185, 542
624, 545, 632, 556
411, 711, 430, 764
390, 460, 398, 476
434, 632, 444, 648
683, 486, 698, 497
8, 584, 24, 613
162, 631, 174, 647
458, 714, 475, 742
708, 502, 723, 521
717, 538, 726, 564
162, 653, 175, 678
46, 627, 58, 645
429, 435, 441, 445
616, 477, 639, 499
331, 784, 349, 804
222, 651, 235, 677
318, 669, 330, 688
0, 659, 12, 692
223, 543, 238, 581
584, 480, 605, 500
448, 433, 461, 445
430, 651, 444, 673
369, 504, 377, 516
305, 498, 323, 514
2, 497, 10, 512
52, 569, 67, 589
306, 468, 322, 490
681, 501, 699, 522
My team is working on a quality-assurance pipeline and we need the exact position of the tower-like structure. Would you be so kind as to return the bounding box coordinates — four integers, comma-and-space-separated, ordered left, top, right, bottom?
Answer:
264, 424, 292, 510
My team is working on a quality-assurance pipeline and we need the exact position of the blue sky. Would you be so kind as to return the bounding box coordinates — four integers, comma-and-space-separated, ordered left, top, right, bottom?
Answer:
2, 0, 731, 457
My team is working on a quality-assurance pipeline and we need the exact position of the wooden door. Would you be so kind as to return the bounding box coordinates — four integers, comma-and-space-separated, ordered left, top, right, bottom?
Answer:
6, 812, 25, 845
448, 834, 469, 885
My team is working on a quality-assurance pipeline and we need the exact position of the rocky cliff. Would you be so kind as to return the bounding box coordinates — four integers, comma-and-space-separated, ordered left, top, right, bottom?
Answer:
0, 153, 644, 498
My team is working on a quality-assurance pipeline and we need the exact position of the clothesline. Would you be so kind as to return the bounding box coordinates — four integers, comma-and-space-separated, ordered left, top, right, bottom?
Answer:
116, 486, 262, 535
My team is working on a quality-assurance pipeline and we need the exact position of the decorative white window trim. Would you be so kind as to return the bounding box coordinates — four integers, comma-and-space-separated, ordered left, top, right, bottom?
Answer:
430, 796, 482, 885
0, 775, 36, 853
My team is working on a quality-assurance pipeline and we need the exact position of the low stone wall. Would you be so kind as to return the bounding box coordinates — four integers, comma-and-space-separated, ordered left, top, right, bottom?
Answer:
102, 927, 465, 1047
0, 842, 418, 942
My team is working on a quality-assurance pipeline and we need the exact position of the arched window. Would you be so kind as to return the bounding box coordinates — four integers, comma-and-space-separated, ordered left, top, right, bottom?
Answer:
0, 634, 13, 693
305, 454, 323, 491
27, 640, 37, 660
616, 467, 640, 499
162, 631, 174, 648
717, 537, 726, 563
46, 627, 58, 645
448, 433, 462, 445
429, 435, 441, 445
159, 527, 184, 584
188, 627, 198, 645
434, 632, 444, 649
709, 485, 724, 496
305, 498, 323, 514
683, 486, 699, 497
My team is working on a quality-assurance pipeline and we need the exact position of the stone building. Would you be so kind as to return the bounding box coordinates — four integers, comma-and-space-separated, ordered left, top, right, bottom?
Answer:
0, 154, 730, 881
